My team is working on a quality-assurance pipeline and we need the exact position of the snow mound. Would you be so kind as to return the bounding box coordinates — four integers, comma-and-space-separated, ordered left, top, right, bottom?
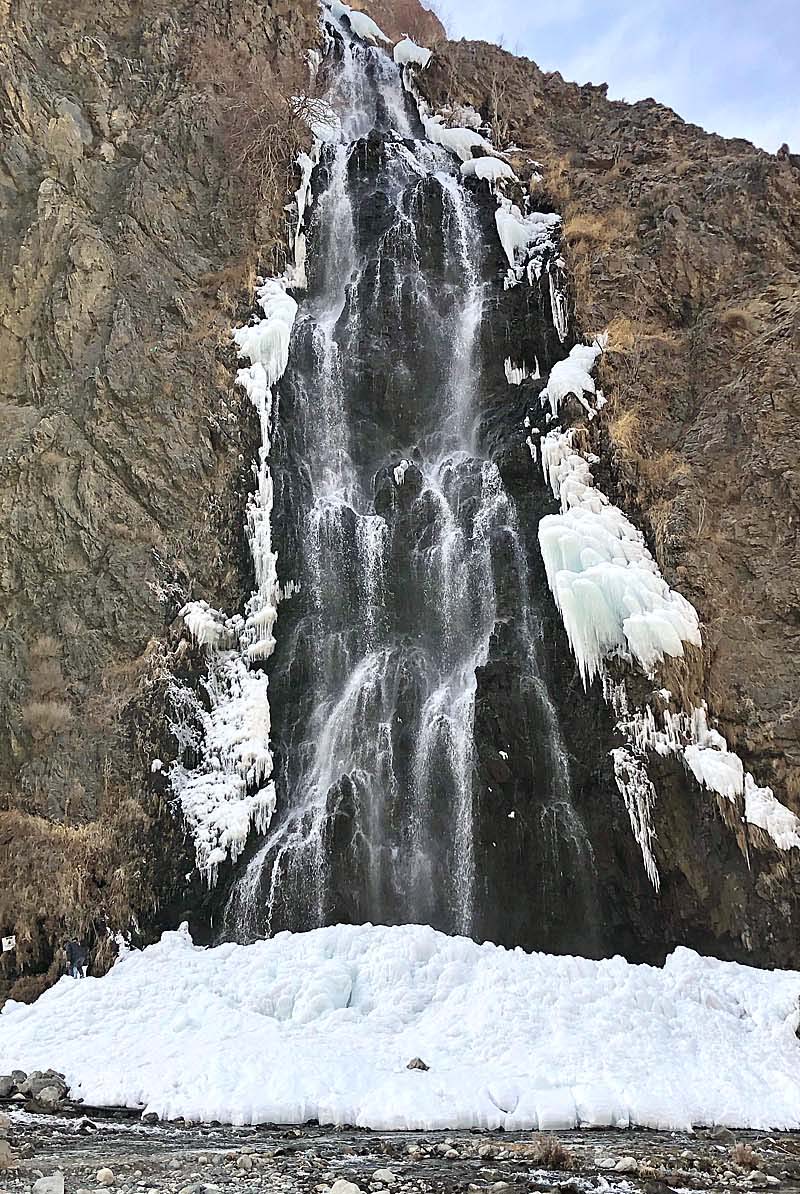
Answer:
393, 36, 432, 68
2, 924, 800, 1131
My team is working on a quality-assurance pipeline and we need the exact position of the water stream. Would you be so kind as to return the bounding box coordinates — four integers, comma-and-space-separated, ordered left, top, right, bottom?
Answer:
225, 27, 596, 942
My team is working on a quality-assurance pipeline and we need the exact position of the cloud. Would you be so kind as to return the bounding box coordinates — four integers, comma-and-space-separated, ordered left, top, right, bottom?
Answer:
442, 0, 799, 151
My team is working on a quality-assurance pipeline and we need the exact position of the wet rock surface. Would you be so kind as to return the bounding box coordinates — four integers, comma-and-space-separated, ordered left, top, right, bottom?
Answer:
4, 1110, 800, 1194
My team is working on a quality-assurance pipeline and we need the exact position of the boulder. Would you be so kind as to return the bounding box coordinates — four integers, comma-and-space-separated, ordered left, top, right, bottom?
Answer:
33, 1175, 65, 1194
37, 1085, 66, 1108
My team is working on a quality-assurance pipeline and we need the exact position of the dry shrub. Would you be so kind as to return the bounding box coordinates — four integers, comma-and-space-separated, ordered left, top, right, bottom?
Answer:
29, 634, 60, 660
563, 207, 632, 251
21, 699, 72, 738
530, 1134, 573, 1169
189, 34, 321, 209
27, 633, 66, 705
542, 154, 572, 207
720, 306, 759, 335
731, 1142, 763, 1170
639, 449, 690, 490
0, 801, 154, 978
608, 402, 645, 456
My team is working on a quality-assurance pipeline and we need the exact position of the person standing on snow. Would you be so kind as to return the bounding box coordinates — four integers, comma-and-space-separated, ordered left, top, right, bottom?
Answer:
65, 939, 87, 979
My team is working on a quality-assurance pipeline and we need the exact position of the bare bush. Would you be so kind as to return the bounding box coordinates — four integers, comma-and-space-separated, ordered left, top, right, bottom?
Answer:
21, 699, 72, 738
530, 1134, 573, 1169
189, 35, 324, 209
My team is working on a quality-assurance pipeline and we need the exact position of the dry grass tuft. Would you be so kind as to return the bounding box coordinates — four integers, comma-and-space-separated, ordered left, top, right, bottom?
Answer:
563, 207, 632, 252
21, 699, 72, 738
639, 449, 691, 491
530, 1134, 573, 1169
731, 1143, 764, 1170
605, 315, 636, 353
608, 401, 645, 456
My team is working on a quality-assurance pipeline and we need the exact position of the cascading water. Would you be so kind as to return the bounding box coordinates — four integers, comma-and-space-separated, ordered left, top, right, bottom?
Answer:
224, 19, 599, 945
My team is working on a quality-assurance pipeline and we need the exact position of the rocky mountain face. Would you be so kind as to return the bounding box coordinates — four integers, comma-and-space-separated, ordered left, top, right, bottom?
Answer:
2, 0, 798, 999
0, 0, 321, 996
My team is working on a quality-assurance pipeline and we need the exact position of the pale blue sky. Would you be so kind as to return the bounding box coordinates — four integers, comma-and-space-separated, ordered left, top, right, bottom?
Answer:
438, 0, 799, 152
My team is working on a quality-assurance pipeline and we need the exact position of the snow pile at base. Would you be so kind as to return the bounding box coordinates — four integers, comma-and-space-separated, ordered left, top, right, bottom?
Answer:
3, 924, 800, 1132
322, 0, 388, 43
393, 36, 431, 69
537, 343, 701, 687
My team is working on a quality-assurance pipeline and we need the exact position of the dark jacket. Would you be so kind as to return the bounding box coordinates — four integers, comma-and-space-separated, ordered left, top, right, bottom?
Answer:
65, 940, 87, 967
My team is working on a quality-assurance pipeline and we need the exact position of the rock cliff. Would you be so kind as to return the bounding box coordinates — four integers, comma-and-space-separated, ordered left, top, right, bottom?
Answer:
2, 0, 798, 997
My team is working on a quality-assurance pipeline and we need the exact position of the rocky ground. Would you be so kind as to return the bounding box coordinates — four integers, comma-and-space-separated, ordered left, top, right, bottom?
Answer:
3, 1105, 800, 1194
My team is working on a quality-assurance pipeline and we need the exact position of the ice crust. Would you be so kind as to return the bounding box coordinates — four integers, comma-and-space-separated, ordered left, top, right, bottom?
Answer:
322, 0, 388, 43
460, 156, 517, 188
2, 923, 800, 1132
393, 36, 432, 68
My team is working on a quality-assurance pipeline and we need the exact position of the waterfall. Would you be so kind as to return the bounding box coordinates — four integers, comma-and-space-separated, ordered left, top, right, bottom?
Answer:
224, 20, 599, 944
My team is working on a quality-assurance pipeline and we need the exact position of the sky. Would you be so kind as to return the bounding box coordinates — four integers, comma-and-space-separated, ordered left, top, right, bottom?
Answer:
438, 0, 799, 152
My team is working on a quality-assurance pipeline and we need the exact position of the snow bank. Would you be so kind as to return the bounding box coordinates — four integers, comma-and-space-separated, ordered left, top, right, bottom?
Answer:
393, 36, 431, 69
2, 924, 800, 1131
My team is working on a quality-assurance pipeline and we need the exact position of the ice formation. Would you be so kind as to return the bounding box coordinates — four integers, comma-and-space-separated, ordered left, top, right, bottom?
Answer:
3, 923, 800, 1131
537, 397, 701, 688
611, 693, 800, 854
169, 274, 299, 877
393, 36, 432, 69
420, 114, 492, 163
528, 341, 798, 871
495, 200, 562, 286
610, 748, 660, 890
504, 356, 539, 385
322, 0, 388, 43
460, 156, 517, 189
539, 340, 605, 420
